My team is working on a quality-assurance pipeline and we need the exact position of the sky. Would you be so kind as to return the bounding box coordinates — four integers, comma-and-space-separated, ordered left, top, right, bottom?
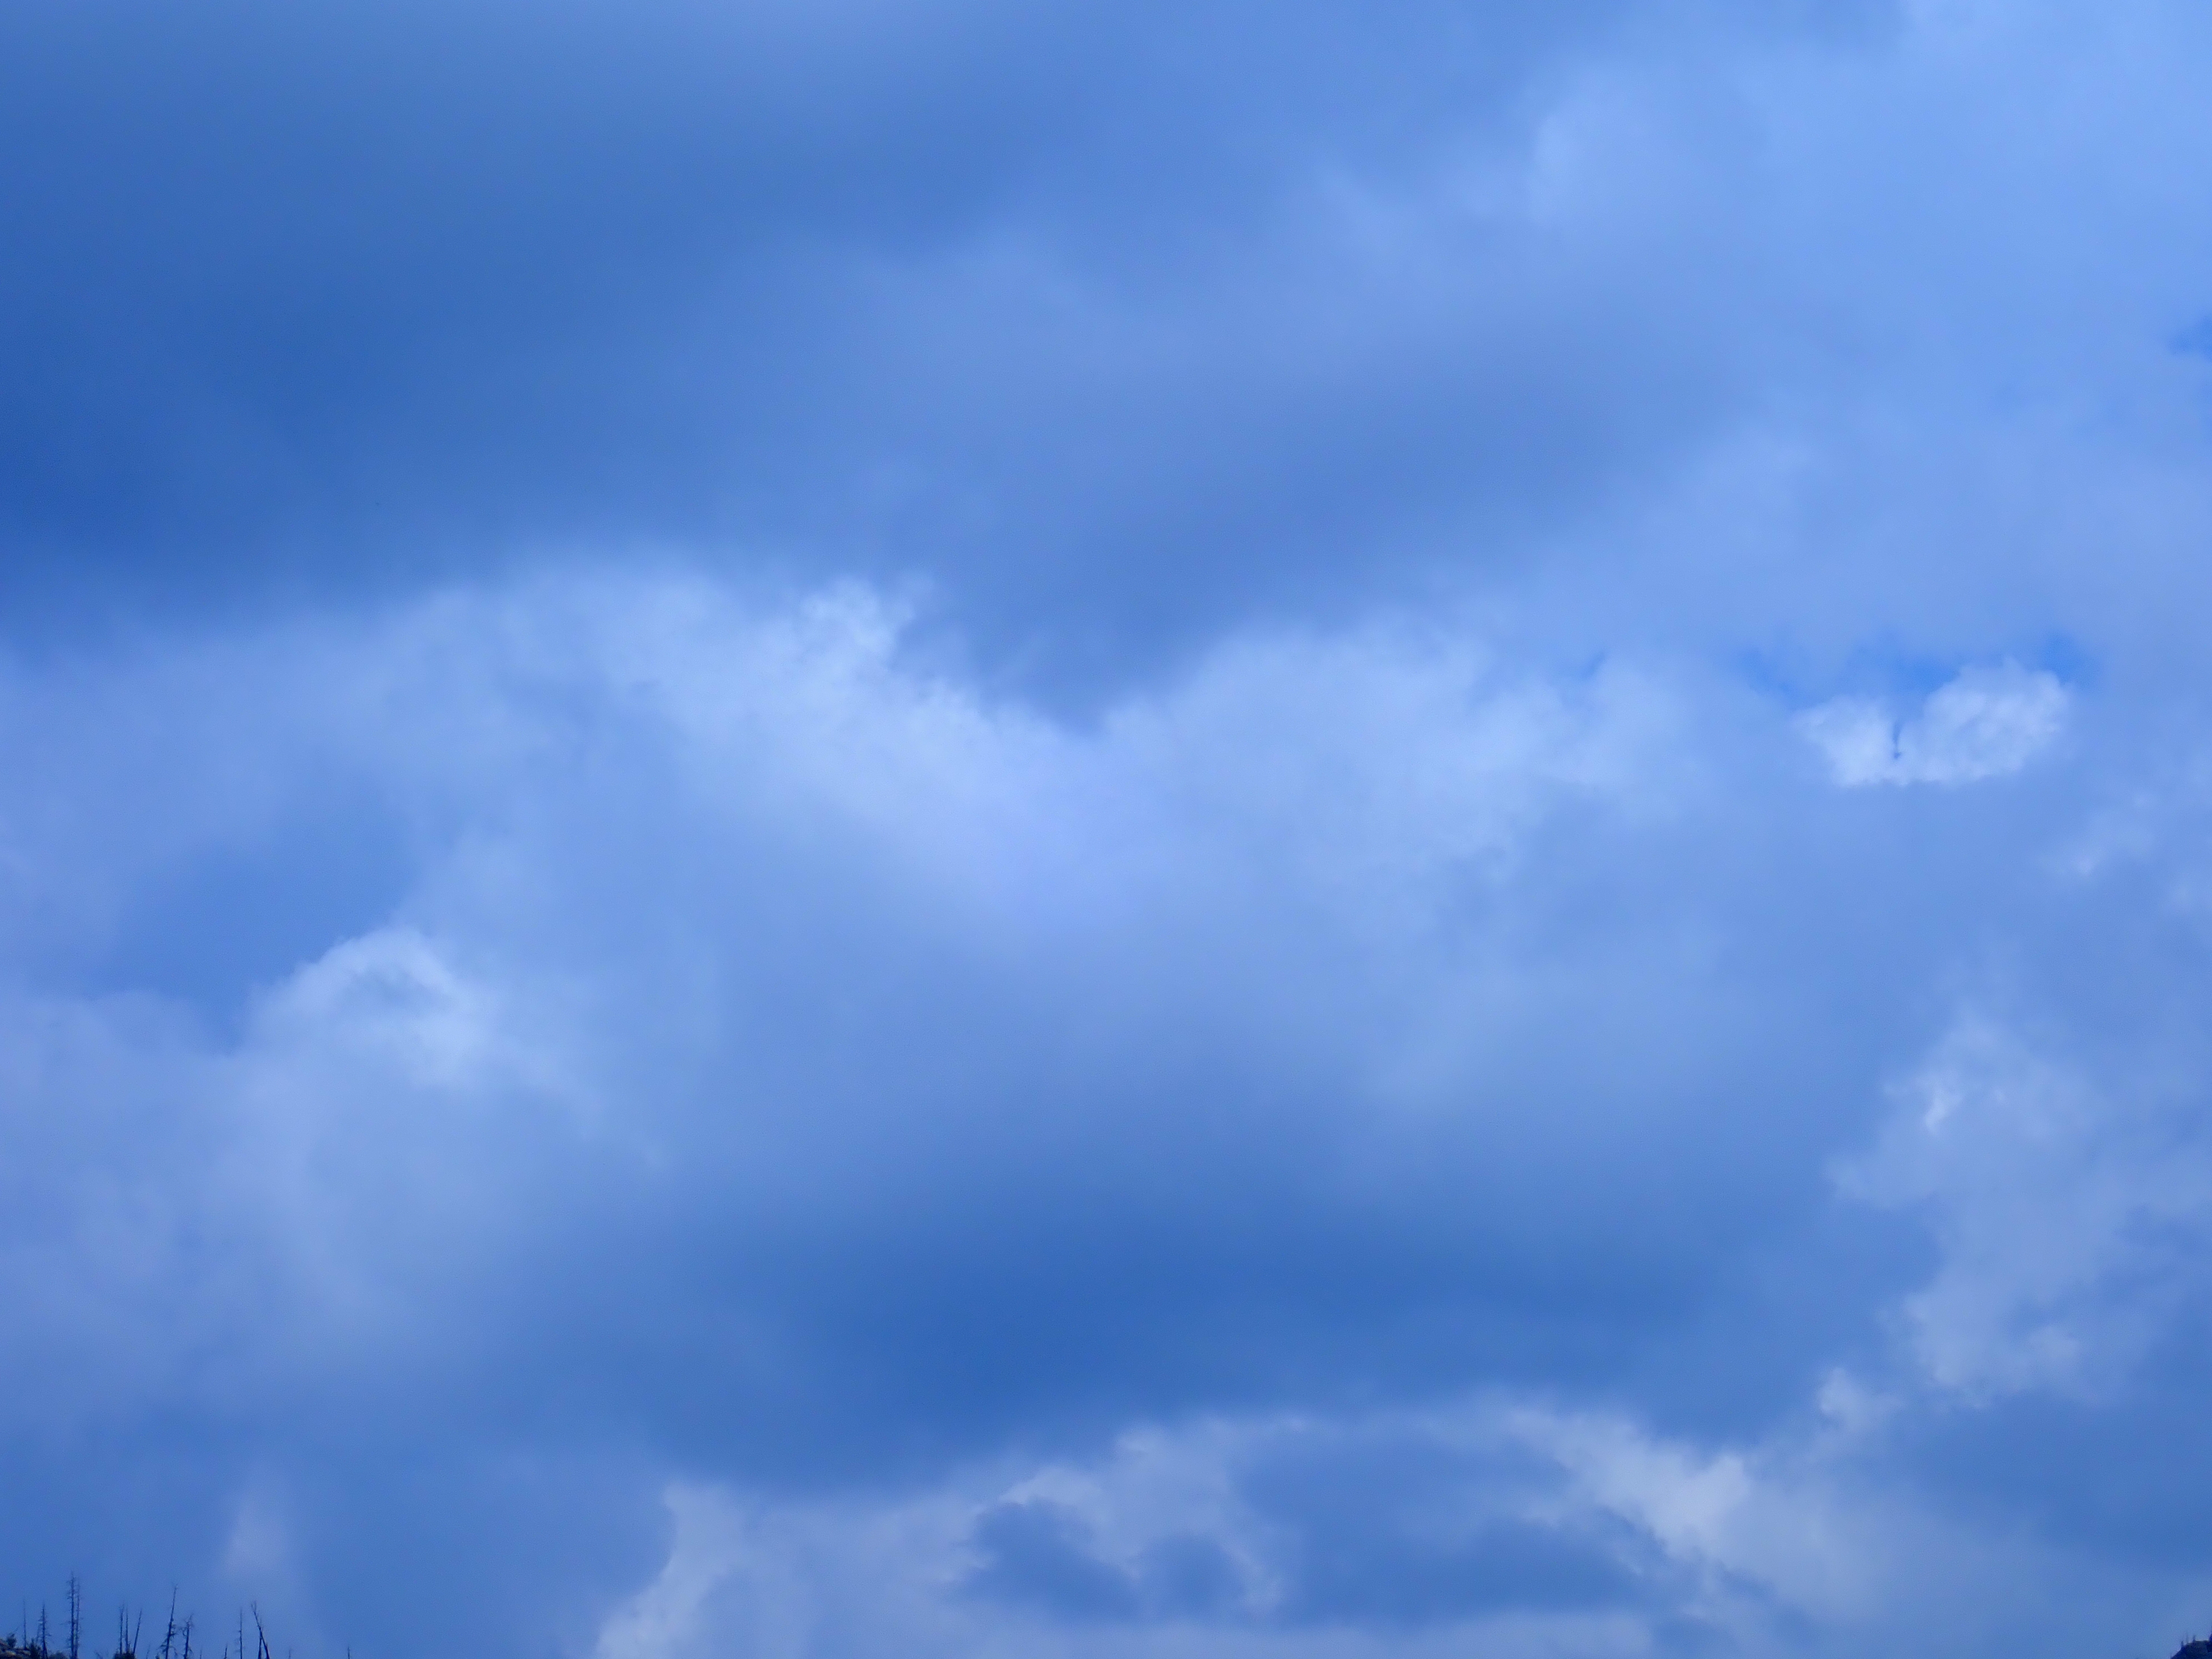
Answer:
5, 2, 2212, 1656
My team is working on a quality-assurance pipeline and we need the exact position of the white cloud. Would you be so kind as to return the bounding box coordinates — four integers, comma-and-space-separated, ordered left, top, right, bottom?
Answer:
1799, 663, 2069, 787
1838, 1018, 2212, 1400
594, 1488, 780, 1659
0, 559, 2206, 1657
0, 571, 1705, 1420
581, 1388, 2090, 1659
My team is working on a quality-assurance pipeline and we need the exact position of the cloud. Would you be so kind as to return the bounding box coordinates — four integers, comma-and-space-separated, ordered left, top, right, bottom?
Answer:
10, 3, 2212, 1658
0, 571, 1758, 1648
0, 0, 1655, 644
0, 551, 2205, 1656
575, 1385, 2151, 1659
1798, 665, 2069, 787
1839, 1018, 2212, 1401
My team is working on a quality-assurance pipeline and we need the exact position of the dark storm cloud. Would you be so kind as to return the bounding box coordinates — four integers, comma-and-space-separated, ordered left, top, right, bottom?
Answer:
0, 0, 1898, 680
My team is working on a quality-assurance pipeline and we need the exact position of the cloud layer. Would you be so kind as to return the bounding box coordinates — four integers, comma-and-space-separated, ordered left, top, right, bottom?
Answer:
7, 4, 2212, 1658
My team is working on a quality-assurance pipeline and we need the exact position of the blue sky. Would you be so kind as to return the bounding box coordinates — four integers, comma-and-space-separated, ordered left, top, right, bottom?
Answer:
5, 3, 2212, 1656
